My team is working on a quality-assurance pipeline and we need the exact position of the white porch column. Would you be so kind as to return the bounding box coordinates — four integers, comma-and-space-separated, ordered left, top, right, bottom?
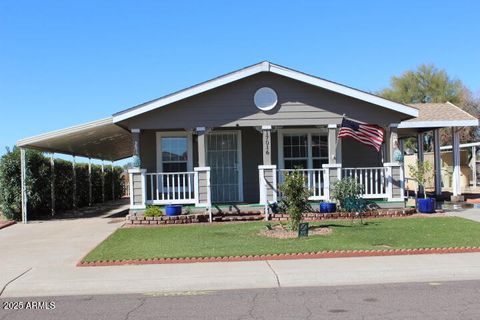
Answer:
262, 125, 272, 165
452, 127, 462, 199
111, 162, 115, 200
20, 148, 27, 224
194, 167, 211, 221
322, 163, 342, 201
128, 168, 146, 209
433, 129, 442, 197
328, 124, 341, 164
196, 127, 206, 167
258, 165, 277, 219
384, 162, 404, 202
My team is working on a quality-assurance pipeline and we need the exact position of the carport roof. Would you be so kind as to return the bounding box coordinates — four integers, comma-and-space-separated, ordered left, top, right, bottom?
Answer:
398, 102, 478, 128
16, 118, 132, 161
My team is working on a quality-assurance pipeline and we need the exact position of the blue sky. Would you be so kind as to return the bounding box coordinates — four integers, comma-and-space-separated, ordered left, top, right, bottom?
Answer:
1, 0, 479, 163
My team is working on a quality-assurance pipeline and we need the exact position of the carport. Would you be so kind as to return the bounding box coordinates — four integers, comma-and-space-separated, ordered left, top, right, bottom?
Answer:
16, 117, 133, 223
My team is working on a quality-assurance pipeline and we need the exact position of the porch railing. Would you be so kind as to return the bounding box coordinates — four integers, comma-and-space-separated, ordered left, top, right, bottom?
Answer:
278, 168, 327, 200
341, 167, 388, 199
145, 172, 197, 205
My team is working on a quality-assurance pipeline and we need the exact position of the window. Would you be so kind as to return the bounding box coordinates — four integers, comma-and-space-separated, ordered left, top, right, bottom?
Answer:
156, 132, 193, 173
311, 134, 328, 168
283, 134, 308, 169
161, 137, 188, 172
281, 130, 328, 170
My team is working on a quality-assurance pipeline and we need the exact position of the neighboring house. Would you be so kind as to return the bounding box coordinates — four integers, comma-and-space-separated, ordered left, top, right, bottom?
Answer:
17, 62, 478, 222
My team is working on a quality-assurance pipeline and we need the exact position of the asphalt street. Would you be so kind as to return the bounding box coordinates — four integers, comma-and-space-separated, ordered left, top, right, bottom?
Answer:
1, 280, 479, 320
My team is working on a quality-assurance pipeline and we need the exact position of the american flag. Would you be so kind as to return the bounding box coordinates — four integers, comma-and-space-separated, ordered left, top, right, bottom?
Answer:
337, 118, 384, 152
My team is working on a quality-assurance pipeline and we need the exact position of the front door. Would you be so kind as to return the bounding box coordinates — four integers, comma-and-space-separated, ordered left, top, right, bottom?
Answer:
206, 131, 242, 203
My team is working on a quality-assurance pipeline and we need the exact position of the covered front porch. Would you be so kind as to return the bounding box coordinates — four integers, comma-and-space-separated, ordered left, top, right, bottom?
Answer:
128, 123, 405, 222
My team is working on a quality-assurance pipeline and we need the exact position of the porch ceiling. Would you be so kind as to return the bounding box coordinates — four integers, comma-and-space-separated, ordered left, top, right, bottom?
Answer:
16, 118, 132, 161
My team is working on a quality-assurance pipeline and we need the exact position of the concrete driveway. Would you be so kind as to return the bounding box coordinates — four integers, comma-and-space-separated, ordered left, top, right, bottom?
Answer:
0, 201, 127, 295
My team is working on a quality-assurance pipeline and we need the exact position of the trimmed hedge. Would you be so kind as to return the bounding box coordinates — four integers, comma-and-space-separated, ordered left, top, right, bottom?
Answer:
0, 147, 125, 220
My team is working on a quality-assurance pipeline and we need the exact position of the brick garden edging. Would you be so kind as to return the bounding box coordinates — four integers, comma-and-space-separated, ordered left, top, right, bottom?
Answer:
126, 208, 417, 226
271, 208, 417, 221
77, 246, 480, 267
125, 213, 210, 225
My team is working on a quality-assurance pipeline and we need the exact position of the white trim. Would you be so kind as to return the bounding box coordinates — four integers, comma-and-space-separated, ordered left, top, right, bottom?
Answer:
155, 131, 193, 173
205, 130, 244, 203
258, 165, 277, 169
128, 168, 147, 174
322, 163, 342, 168
383, 162, 401, 167
327, 124, 338, 129
112, 62, 418, 123
389, 123, 399, 128
398, 119, 479, 128
261, 125, 272, 130
131, 128, 140, 133
196, 127, 206, 132
194, 166, 211, 171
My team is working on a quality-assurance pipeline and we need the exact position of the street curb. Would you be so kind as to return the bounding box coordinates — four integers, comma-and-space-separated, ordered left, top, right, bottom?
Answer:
77, 247, 480, 267
0, 221, 16, 230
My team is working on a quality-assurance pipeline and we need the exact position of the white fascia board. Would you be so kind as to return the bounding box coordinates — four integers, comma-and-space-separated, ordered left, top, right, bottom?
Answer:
17, 117, 115, 147
398, 119, 479, 129
269, 64, 419, 117
113, 62, 269, 123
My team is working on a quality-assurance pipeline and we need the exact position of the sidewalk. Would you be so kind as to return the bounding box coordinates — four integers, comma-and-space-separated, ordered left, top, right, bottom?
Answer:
3, 252, 480, 297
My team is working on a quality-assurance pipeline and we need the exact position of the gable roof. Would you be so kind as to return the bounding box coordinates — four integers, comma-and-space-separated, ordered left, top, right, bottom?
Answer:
112, 61, 418, 123
398, 102, 479, 128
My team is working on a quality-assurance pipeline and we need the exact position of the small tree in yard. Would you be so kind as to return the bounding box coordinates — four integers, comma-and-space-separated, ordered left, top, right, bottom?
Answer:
408, 161, 433, 198
279, 170, 310, 231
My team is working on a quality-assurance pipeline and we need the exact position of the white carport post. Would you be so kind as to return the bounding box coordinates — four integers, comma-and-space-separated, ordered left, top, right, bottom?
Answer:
472, 146, 477, 189
50, 153, 55, 216
72, 155, 77, 209
111, 162, 115, 200
101, 161, 105, 202
20, 148, 27, 224
433, 129, 442, 197
452, 127, 461, 197
88, 158, 92, 206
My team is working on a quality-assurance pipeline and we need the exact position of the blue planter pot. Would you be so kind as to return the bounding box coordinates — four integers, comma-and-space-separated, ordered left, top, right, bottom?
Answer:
320, 202, 336, 213
417, 198, 436, 214
165, 205, 182, 216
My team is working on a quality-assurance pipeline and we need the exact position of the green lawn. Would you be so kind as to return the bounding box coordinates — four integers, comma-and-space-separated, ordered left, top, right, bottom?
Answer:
83, 217, 480, 262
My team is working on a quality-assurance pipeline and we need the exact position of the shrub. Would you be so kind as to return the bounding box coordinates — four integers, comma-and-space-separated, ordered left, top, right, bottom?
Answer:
331, 178, 364, 211
145, 205, 163, 217
0, 146, 126, 220
279, 170, 310, 231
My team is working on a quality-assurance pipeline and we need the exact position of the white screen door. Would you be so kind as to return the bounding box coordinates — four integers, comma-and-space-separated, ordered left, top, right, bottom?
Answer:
206, 132, 242, 203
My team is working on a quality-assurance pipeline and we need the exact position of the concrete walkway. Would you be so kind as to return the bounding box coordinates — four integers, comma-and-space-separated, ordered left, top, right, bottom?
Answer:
2, 205, 480, 298
446, 207, 480, 222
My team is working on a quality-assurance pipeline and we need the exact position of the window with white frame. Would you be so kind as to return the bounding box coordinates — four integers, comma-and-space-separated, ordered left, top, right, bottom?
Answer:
156, 132, 193, 174
281, 131, 328, 169
160, 136, 188, 172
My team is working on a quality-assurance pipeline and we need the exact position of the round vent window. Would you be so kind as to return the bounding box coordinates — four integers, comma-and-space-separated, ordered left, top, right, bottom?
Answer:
254, 87, 278, 111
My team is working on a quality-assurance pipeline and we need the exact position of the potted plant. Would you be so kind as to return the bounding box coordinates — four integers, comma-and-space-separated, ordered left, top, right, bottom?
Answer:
408, 160, 435, 213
